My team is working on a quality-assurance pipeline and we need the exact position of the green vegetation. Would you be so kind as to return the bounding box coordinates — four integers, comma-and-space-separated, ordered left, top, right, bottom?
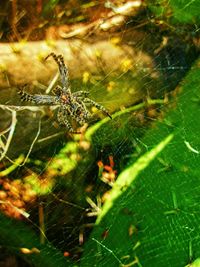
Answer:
149, 0, 200, 24
81, 59, 200, 267
0, 0, 199, 266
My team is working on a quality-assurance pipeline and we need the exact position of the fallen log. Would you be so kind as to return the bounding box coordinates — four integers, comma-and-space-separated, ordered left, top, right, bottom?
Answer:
0, 35, 189, 159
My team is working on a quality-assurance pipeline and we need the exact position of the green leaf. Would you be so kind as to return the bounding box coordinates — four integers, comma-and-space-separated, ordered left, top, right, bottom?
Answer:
0, 213, 68, 267
81, 59, 200, 267
149, 0, 200, 24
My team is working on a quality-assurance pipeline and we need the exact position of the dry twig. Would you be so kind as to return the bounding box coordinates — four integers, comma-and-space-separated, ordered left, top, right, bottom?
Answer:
0, 104, 46, 162
0, 107, 17, 161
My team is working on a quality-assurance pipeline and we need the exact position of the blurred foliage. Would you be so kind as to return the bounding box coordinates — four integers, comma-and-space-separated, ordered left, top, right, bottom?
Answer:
149, 0, 200, 24
1, 0, 199, 41
0, 95, 164, 265
0, 212, 69, 266
0, 0, 199, 266
42, 0, 60, 17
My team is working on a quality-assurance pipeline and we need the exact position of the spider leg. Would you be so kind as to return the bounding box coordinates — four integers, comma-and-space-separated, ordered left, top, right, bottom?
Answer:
82, 107, 91, 121
76, 99, 91, 121
73, 91, 90, 98
45, 53, 69, 91
57, 107, 74, 132
18, 86, 58, 105
69, 107, 86, 126
84, 98, 112, 119
74, 116, 85, 126
52, 85, 63, 96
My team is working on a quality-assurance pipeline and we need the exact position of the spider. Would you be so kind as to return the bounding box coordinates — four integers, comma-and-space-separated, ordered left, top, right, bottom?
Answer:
18, 52, 111, 133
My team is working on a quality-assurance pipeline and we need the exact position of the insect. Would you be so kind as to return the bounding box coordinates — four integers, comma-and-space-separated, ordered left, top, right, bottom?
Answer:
18, 52, 111, 133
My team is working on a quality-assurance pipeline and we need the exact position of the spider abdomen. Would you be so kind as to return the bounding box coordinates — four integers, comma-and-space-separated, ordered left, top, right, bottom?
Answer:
18, 52, 111, 132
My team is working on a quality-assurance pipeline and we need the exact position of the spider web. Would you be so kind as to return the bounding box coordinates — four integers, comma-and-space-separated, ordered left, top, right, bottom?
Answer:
0, 1, 200, 267
80, 63, 200, 267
